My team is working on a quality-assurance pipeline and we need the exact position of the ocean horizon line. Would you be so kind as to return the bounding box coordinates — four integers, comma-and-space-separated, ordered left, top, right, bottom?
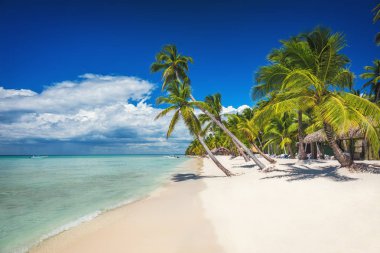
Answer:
0, 154, 186, 157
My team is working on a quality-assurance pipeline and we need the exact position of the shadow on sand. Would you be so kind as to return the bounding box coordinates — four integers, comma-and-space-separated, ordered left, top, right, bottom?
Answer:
353, 163, 380, 174
261, 165, 358, 182
171, 173, 224, 182
233, 164, 257, 169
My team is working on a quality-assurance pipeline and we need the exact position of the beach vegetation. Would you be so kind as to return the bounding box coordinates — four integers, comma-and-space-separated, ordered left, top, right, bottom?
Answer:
360, 59, 380, 103
151, 45, 267, 170
155, 81, 233, 176
252, 27, 380, 169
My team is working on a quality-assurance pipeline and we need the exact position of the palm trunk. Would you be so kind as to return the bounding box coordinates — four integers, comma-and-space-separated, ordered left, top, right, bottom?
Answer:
297, 110, 307, 160
281, 137, 287, 154
310, 142, 316, 159
286, 143, 295, 158
190, 94, 266, 170
323, 123, 353, 167
197, 135, 233, 176
251, 142, 276, 164
316, 142, 324, 159
257, 136, 264, 149
375, 85, 380, 103
233, 139, 250, 162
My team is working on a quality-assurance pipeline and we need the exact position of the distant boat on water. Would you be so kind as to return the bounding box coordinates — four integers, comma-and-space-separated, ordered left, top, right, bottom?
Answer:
30, 155, 48, 159
163, 155, 180, 159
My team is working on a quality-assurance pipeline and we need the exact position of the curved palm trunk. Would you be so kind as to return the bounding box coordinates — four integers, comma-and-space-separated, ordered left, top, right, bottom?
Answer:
298, 110, 307, 160
232, 139, 250, 162
251, 142, 276, 164
197, 135, 233, 177
323, 123, 353, 167
190, 94, 266, 170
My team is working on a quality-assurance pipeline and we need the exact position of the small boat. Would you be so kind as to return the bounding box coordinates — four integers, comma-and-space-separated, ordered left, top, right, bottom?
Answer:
163, 155, 180, 159
30, 155, 48, 159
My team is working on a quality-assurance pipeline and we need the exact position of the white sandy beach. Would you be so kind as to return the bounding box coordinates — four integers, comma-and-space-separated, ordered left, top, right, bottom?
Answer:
201, 156, 380, 253
31, 156, 380, 253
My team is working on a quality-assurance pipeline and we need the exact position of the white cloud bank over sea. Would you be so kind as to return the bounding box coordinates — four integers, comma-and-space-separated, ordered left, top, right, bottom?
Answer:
0, 74, 249, 155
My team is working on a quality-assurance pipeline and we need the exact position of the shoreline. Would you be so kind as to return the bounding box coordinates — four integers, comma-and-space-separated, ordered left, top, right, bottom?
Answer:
27, 156, 380, 253
29, 157, 224, 253
26, 157, 200, 253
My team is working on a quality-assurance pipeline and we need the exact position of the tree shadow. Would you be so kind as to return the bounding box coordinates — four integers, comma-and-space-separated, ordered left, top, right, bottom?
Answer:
261, 165, 357, 182
171, 173, 224, 182
353, 163, 380, 174
233, 164, 257, 168
302, 159, 332, 164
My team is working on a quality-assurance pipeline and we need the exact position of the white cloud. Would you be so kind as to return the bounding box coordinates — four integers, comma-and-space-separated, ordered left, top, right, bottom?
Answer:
0, 87, 37, 98
0, 74, 191, 154
222, 104, 250, 114
0, 74, 154, 113
0, 74, 251, 154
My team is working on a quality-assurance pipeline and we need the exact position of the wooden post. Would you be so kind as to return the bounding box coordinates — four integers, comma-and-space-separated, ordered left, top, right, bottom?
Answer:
311, 142, 317, 159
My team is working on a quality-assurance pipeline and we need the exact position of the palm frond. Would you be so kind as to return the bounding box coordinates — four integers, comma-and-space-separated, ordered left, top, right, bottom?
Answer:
330, 69, 353, 89
376, 33, 380, 46
318, 93, 351, 133
373, 3, 380, 23
166, 110, 180, 138
155, 106, 178, 120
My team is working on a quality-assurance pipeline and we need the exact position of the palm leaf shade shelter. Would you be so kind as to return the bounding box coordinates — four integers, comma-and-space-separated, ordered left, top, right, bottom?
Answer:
210, 147, 231, 156
303, 128, 379, 160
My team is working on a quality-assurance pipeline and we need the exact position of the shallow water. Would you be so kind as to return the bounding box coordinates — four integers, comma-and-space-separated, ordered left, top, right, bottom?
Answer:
0, 155, 187, 253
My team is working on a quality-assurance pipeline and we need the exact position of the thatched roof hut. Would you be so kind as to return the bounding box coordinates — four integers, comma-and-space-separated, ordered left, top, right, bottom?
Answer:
211, 147, 231, 155
304, 128, 364, 143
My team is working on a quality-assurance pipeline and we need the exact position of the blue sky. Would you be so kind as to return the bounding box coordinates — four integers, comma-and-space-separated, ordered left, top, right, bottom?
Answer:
0, 0, 379, 155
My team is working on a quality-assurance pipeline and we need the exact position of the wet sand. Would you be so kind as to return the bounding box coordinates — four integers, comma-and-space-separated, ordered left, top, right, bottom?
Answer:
31, 158, 224, 253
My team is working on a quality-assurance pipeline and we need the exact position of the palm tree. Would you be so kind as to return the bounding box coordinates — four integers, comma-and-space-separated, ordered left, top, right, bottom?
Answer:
373, 3, 380, 45
254, 38, 313, 160
229, 109, 277, 163
253, 27, 380, 169
186, 139, 205, 156
151, 44, 266, 170
151, 45, 194, 90
155, 81, 233, 176
360, 59, 380, 103
199, 93, 250, 162
262, 112, 297, 158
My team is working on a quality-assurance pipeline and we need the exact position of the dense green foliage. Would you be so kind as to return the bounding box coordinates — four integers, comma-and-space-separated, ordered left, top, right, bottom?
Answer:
185, 27, 380, 166
151, 18, 380, 169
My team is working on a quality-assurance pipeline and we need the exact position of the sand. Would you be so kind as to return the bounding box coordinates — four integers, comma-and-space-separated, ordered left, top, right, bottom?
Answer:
31, 156, 380, 253
200, 156, 380, 253
30, 158, 224, 253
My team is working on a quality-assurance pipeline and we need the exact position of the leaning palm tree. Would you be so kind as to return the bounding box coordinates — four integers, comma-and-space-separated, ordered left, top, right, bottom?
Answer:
151, 44, 266, 169
155, 81, 233, 176
360, 59, 380, 103
199, 93, 250, 162
229, 112, 277, 163
253, 27, 380, 169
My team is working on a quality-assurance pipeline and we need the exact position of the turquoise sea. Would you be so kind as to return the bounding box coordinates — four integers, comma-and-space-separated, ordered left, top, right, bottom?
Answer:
0, 155, 188, 253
